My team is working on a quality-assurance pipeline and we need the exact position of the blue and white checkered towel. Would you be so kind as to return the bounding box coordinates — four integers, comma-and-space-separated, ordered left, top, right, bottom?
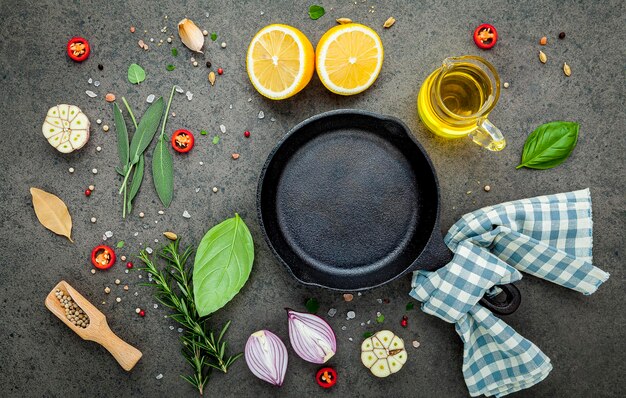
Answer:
409, 189, 609, 397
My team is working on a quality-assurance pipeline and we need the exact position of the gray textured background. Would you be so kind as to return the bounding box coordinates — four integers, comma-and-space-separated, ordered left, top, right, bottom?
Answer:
0, 0, 624, 397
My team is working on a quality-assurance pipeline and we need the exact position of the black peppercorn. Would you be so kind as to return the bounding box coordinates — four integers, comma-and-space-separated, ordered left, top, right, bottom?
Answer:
558, 32, 565, 39
98, 64, 103, 70
206, 61, 212, 68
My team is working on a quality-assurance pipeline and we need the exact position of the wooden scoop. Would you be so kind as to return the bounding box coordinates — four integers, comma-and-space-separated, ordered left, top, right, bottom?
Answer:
45, 280, 142, 371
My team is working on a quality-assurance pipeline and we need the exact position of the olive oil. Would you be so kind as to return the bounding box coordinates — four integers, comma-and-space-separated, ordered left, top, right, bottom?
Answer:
417, 56, 506, 151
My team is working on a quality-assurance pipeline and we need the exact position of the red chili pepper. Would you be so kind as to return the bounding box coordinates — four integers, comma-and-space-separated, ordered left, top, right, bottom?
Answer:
315, 367, 337, 389
67, 37, 91, 62
171, 129, 194, 153
473, 24, 497, 50
91, 245, 116, 270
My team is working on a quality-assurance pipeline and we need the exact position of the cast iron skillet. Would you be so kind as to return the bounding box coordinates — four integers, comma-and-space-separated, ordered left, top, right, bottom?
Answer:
257, 110, 521, 315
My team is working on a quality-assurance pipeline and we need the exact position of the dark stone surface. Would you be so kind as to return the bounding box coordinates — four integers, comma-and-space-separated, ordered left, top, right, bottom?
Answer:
0, 1, 623, 397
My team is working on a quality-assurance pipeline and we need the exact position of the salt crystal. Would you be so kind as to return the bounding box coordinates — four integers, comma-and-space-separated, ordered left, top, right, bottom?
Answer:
96, 146, 102, 152
154, 239, 159, 243
156, 374, 163, 380
169, 325, 175, 330
146, 94, 155, 103
102, 236, 107, 241
347, 311, 356, 319
195, 188, 200, 193
158, 210, 164, 215
104, 231, 113, 238
328, 308, 337, 317
134, 292, 139, 296
94, 81, 100, 87
86, 90, 97, 98
96, 119, 102, 124
183, 210, 191, 218
220, 124, 226, 133
154, 304, 159, 309
367, 320, 371, 325
248, 98, 252, 102
376, 311, 381, 317
125, 269, 129, 274
376, 298, 383, 304
69, 167, 75, 173
186, 91, 193, 101
177, 328, 183, 333
258, 111, 265, 119
348, 337, 353, 342
88, 78, 93, 84
134, 232, 139, 236
146, 247, 153, 254
175, 86, 184, 93
199, 161, 203, 165
341, 326, 347, 331
229, 104, 233, 109
270, 117, 276, 122
358, 292, 362, 296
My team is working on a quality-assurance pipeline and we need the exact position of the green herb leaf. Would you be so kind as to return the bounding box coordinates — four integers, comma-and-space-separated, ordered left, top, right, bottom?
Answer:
200, 130, 207, 135
171, 48, 178, 56
406, 302, 414, 311
193, 214, 254, 317
363, 331, 374, 338
210, 32, 217, 41
128, 97, 164, 165
305, 298, 320, 314
212, 135, 220, 144
113, 103, 129, 171
166, 64, 176, 71
127, 154, 145, 211
376, 314, 385, 323
152, 137, 174, 207
116, 241, 125, 248
127, 63, 146, 84
308, 5, 325, 20
517, 121, 579, 170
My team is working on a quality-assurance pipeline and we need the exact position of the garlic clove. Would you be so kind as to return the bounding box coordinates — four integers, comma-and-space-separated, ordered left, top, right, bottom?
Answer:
371, 359, 391, 377
373, 348, 387, 359
178, 18, 204, 53
389, 335, 404, 350
69, 113, 88, 130
361, 351, 378, 367
388, 352, 406, 373
376, 330, 395, 348
393, 349, 408, 365
69, 130, 89, 149
361, 337, 374, 351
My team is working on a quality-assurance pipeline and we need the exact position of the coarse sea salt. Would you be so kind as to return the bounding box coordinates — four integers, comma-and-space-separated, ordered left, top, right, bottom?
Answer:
146, 94, 155, 103
86, 90, 97, 98
186, 91, 193, 101
258, 111, 265, 119
104, 231, 113, 238
175, 86, 184, 93
183, 210, 191, 218
94, 81, 100, 87
328, 308, 337, 317
219, 124, 226, 133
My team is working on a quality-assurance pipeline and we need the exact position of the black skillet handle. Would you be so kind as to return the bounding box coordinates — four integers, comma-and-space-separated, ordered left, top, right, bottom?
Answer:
413, 229, 521, 316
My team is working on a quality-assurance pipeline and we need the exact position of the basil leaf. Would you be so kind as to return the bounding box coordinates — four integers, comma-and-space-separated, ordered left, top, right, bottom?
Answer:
171, 48, 178, 57
152, 137, 174, 207
128, 97, 164, 165
127, 154, 145, 212
517, 121, 579, 170
113, 103, 129, 170
166, 64, 176, 71
193, 214, 254, 317
308, 5, 325, 20
127, 63, 146, 84
210, 32, 217, 41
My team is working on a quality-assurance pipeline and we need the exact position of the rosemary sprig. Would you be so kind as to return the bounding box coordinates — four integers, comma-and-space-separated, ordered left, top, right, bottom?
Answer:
138, 239, 242, 395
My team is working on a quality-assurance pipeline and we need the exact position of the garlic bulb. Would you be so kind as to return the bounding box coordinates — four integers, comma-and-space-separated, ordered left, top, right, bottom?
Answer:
178, 18, 204, 53
361, 330, 408, 377
42, 104, 89, 153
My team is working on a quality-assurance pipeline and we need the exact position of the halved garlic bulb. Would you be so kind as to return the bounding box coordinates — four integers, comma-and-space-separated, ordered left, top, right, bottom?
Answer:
361, 330, 408, 377
42, 104, 90, 153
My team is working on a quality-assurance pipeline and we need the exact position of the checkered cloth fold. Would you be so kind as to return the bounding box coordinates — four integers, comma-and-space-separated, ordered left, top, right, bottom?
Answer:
410, 189, 609, 397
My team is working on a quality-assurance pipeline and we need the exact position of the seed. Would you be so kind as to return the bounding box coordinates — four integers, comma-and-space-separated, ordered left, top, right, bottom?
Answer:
116, 297, 121, 303
92, 168, 98, 174
484, 185, 491, 192
503, 82, 510, 88
105, 93, 116, 102
244, 130, 251, 138
115, 279, 121, 285
217, 67, 223, 75
336, 18, 352, 24
89, 185, 95, 191
68, 167, 75, 173
232, 153, 240, 160
126, 262, 134, 269
206, 61, 212, 68
123, 285, 129, 291
138, 39, 145, 48
121, 255, 127, 261
135, 308, 141, 314
559, 32, 566, 39
91, 217, 96, 223
212, 187, 218, 193
412, 340, 420, 348
102, 125, 109, 132
208, 72, 216, 85
163, 232, 178, 241
539, 51, 547, 64
98, 64, 103, 71
202, 29, 208, 36
343, 293, 354, 302
221, 42, 226, 48
139, 212, 145, 218
91, 269, 96, 274
96, 146, 102, 152
383, 17, 396, 28
193, 61, 198, 67
139, 310, 145, 317
85, 189, 91, 197
130, 26, 135, 33
96, 119, 102, 124
104, 287, 111, 294
539, 36, 547, 45
563, 62, 571, 76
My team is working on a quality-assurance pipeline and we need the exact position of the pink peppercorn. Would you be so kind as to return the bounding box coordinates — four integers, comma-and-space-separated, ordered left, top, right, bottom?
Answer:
217, 67, 223, 75
244, 130, 250, 138
126, 262, 133, 269
85, 189, 92, 197
139, 310, 145, 317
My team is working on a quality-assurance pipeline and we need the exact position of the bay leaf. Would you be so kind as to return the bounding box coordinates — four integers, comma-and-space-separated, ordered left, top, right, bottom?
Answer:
152, 137, 174, 207
193, 214, 254, 317
30, 187, 73, 242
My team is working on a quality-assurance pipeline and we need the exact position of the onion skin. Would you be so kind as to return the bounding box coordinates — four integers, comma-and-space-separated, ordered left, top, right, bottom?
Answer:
287, 308, 337, 364
245, 330, 288, 386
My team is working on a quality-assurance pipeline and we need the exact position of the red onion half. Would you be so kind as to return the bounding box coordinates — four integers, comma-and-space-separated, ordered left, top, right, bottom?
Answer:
245, 330, 288, 386
287, 308, 337, 364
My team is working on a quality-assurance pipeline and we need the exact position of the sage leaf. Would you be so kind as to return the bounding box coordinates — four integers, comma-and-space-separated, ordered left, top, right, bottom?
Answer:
127, 63, 146, 84
308, 5, 325, 20
128, 97, 164, 165
152, 137, 174, 207
30, 188, 73, 242
517, 121, 579, 170
127, 154, 145, 212
113, 103, 129, 170
193, 214, 254, 317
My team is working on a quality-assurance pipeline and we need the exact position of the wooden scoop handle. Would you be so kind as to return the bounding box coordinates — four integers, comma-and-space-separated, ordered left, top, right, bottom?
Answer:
91, 326, 142, 371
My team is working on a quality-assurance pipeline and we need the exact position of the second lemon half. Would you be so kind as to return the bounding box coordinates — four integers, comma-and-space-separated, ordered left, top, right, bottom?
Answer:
316, 23, 384, 96
246, 24, 315, 100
